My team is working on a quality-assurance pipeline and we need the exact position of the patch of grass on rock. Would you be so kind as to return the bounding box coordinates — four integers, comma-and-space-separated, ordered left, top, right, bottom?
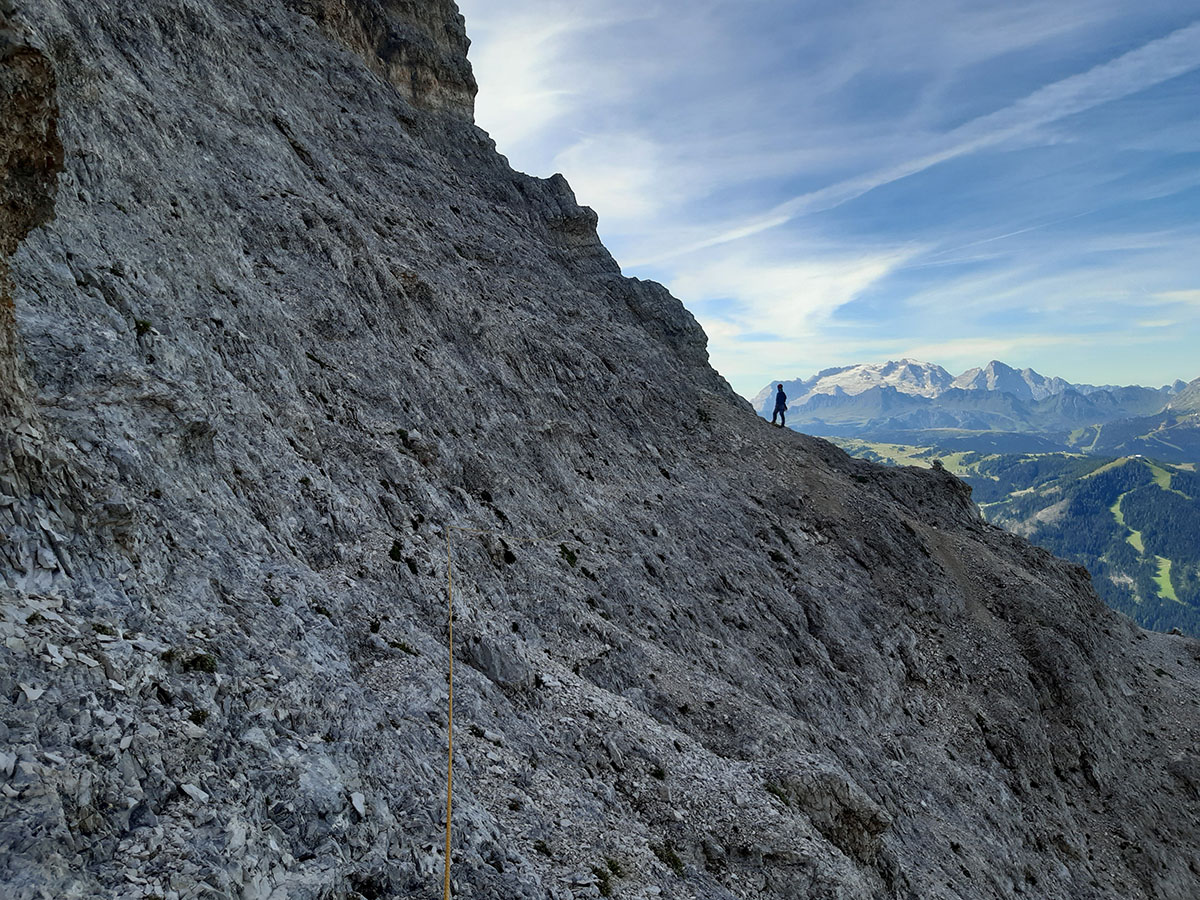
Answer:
650, 840, 685, 876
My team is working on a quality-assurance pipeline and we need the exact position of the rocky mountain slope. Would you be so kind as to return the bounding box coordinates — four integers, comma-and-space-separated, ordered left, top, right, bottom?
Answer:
833, 442, 1200, 636
1166, 377, 1200, 414
3, 2, 1200, 899
975, 454, 1200, 634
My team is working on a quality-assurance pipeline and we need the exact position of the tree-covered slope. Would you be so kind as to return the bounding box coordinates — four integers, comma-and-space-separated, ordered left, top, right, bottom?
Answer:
974, 456, 1200, 634
836, 439, 1200, 636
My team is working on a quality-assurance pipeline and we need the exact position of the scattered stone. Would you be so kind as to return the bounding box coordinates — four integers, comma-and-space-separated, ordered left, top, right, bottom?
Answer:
18, 683, 45, 702
180, 784, 210, 804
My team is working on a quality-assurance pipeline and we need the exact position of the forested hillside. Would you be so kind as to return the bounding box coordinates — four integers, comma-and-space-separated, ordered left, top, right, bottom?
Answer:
973, 456, 1200, 634
836, 441, 1200, 635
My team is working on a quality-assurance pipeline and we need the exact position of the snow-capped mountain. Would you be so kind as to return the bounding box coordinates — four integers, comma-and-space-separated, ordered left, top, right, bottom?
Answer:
752, 360, 1193, 456
951, 361, 1073, 402
752, 359, 954, 409
756, 359, 1181, 411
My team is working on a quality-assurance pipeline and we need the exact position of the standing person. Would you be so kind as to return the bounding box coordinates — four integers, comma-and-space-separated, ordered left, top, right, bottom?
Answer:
771, 384, 787, 427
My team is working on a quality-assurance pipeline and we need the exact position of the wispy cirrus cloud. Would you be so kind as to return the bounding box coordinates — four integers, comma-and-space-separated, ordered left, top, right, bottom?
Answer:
636, 19, 1200, 265
655, 242, 922, 386
1157, 289, 1200, 306
458, 0, 1200, 394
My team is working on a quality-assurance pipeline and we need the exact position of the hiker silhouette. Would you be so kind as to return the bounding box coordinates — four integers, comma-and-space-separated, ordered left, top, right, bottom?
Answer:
771, 384, 787, 427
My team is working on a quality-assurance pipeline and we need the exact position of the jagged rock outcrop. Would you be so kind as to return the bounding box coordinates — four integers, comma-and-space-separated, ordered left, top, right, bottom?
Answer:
287, 0, 476, 118
2, 2, 1199, 900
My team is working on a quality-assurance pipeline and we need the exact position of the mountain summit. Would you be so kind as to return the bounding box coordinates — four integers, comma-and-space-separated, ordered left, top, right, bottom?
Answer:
752, 359, 953, 408
1167, 376, 1200, 413
4, 4, 1200, 899
951, 360, 1072, 402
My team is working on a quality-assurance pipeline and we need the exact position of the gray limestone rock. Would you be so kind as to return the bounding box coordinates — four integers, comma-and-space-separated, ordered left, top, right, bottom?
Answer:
1, 1, 1199, 899
465, 633, 534, 692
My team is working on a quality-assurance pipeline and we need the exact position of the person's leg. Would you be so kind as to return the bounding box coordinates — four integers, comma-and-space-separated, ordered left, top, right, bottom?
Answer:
780, 410, 785, 427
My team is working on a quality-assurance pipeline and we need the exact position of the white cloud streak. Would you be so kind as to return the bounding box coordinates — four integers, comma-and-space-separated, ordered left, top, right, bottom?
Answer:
1157, 289, 1200, 306
664, 245, 922, 389
458, 2, 1200, 391
634, 19, 1200, 265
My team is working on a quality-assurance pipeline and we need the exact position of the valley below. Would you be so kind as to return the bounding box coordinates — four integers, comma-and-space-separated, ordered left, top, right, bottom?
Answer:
833, 441, 1200, 635
758, 359, 1200, 635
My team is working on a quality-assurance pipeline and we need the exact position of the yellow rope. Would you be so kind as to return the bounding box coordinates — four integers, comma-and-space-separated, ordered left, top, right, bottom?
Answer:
443, 532, 454, 900
439, 521, 580, 898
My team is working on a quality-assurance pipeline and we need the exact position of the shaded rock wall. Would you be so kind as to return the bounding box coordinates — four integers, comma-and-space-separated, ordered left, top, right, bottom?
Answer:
289, 0, 477, 118
1, 3, 75, 609
1, 0, 62, 412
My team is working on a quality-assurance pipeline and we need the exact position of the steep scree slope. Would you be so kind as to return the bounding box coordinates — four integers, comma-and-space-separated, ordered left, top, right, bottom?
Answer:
2, 2, 1200, 899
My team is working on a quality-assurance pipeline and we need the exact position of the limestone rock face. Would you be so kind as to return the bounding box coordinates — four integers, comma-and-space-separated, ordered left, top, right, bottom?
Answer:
1, 2, 75, 633
288, 0, 477, 118
1, 2, 1199, 900
1, 1, 63, 411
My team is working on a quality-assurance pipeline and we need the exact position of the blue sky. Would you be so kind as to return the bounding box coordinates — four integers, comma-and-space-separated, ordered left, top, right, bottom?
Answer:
456, 0, 1200, 397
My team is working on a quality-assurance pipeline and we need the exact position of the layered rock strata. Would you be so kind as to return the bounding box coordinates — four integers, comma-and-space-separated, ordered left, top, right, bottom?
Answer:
1, 2, 1198, 899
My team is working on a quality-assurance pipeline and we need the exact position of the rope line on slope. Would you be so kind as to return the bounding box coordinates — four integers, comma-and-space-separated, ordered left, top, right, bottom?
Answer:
443, 533, 454, 900
440, 521, 580, 899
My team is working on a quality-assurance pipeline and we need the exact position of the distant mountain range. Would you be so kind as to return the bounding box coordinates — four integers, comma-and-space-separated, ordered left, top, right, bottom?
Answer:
754, 359, 1200, 461
774, 360, 1200, 636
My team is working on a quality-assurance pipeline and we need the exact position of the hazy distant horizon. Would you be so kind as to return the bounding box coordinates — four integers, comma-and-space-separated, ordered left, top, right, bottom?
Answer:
740, 356, 1194, 400
458, 0, 1200, 398
735, 353, 1197, 401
